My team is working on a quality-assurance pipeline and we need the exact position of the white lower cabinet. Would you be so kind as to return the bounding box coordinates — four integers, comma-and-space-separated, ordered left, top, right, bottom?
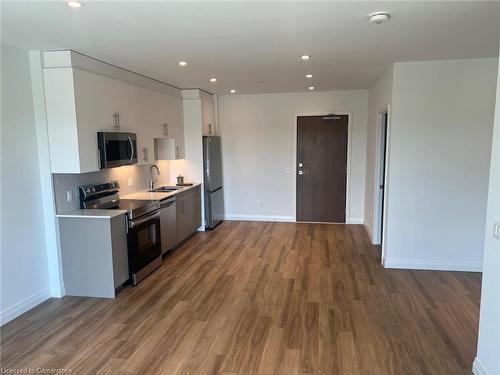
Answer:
43, 50, 184, 173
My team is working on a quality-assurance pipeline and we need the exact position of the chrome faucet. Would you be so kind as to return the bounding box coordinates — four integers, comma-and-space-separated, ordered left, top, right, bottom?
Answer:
150, 164, 160, 190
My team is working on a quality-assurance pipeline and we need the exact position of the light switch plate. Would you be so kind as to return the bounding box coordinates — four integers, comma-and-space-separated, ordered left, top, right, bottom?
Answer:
493, 220, 500, 241
128, 177, 134, 187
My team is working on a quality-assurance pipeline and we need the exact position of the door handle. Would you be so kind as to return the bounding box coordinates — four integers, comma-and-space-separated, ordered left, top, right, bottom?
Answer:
127, 137, 134, 164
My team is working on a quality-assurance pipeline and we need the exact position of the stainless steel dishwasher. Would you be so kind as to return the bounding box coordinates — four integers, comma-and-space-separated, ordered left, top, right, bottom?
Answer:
160, 197, 176, 254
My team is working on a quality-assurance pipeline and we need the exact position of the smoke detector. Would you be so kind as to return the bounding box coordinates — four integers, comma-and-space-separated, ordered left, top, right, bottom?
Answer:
369, 12, 390, 24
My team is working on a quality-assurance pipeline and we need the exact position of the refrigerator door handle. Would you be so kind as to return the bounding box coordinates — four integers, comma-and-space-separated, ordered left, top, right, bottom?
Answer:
208, 186, 223, 194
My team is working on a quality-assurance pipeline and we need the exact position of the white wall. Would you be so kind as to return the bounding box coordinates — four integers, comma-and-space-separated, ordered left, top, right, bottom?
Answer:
474, 52, 500, 375
364, 66, 393, 240
384, 58, 498, 271
0, 44, 51, 324
218, 90, 368, 222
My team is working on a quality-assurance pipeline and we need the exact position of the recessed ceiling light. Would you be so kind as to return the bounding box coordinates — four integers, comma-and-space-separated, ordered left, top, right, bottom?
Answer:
230, 89, 236, 94
369, 12, 390, 24
301, 55, 311, 61
65, 0, 83, 8
308, 86, 315, 91
210, 78, 217, 83
306, 74, 312, 79
178, 61, 187, 66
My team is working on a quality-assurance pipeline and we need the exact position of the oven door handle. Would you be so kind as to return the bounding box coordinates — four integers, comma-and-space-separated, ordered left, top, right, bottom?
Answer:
129, 211, 160, 228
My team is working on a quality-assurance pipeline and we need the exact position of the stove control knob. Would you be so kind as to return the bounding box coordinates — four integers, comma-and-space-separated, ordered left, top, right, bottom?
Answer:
91, 187, 96, 193
86, 188, 91, 193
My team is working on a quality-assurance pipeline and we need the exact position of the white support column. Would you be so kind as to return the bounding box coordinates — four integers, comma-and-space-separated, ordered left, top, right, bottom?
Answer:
29, 51, 64, 297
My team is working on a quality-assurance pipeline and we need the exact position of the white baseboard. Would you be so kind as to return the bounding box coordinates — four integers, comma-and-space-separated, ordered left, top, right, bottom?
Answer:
347, 217, 364, 224
473, 357, 490, 375
364, 223, 374, 242
50, 283, 65, 298
0, 288, 51, 326
225, 215, 364, 225
225, 214, 294, 222
384, 258, 483, 272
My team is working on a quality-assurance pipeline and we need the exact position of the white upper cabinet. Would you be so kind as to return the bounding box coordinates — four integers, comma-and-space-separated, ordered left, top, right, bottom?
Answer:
201, 93, 217, 136
149, 90, 185, 160
42, 50, 184, 173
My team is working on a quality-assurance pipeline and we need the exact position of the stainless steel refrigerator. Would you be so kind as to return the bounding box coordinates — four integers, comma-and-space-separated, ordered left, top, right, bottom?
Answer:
203, 136, 224, 229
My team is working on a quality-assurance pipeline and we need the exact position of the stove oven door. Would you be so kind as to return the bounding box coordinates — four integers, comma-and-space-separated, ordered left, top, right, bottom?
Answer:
127, 211, 162, 285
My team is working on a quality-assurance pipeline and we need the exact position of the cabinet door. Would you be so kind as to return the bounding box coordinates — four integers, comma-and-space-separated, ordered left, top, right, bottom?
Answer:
149, 90, 185, 160
202, 97, 216, 136
125, 84, 156, 165
175, 194, 190, 243
191, 187, 202, 230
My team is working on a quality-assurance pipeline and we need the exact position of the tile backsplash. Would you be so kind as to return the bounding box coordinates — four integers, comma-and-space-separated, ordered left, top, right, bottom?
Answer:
53, 161, 171, 214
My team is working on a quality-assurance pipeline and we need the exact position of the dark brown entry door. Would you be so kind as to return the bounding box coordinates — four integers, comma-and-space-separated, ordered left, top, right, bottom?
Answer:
296, 115, 348, 222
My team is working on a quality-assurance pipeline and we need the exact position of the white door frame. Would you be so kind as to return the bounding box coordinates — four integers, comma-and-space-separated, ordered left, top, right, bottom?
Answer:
381, 105, 392, 264
372, 111, 388, 245
292, 111, 353, 223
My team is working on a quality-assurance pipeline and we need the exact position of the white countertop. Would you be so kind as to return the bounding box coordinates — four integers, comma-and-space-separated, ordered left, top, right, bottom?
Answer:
56, 209, 128, 219
120, 183, 202, 201
56, 183, 201, 219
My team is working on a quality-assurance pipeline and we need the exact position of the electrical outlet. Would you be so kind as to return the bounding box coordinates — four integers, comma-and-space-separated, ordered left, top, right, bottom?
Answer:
128, 177, 134, 187
493, 220, 500, 241
66, 191, 72, 202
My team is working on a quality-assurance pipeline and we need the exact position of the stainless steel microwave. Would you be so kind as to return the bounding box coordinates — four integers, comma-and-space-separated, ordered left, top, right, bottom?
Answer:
97, 132, 138, 169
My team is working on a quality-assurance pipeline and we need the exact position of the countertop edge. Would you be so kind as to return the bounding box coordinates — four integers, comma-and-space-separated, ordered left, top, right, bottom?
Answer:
120, 182, 202, 201
56, 209, 128, 219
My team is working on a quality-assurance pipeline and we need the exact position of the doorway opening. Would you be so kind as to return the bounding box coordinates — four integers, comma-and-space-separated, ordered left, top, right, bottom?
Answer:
373, 111, 389, 248
295, 114, 350, 223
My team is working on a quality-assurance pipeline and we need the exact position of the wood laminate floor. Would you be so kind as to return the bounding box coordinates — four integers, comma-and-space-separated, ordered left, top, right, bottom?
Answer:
1, 222, 481, 374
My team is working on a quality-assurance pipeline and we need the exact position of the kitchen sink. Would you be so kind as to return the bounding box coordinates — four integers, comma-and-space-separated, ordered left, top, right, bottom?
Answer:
149, 186, 182, 193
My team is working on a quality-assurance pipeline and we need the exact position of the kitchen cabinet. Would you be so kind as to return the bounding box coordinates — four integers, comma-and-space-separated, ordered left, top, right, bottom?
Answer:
42, 50, 184, 173
175, 185, 202, 245
58, 213, 128, 298
148, 89, 185, 159
201, 94, 217, 136
154, 138, 183, 160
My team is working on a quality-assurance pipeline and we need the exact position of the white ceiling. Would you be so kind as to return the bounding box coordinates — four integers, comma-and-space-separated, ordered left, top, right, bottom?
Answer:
2, 1, 500, 94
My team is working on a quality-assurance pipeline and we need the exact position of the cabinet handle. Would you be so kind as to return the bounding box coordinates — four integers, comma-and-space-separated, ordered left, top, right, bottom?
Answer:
208, 123, 212, 135
142, 147, 148, 162
176, 146, 179, 159
113, 112, 120, 129
163, 123, 168, 136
